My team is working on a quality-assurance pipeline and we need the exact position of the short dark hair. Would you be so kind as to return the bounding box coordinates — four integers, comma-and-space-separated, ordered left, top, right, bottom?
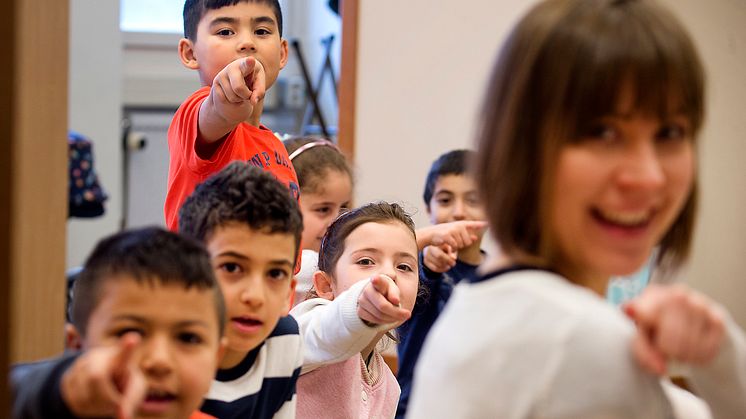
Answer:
183, 0, 283, 41
474, 0, 704, 274
178, 161, 303, 263
423, 149, 475, 206
71, 227, 225, 338
284, 136, 353, 195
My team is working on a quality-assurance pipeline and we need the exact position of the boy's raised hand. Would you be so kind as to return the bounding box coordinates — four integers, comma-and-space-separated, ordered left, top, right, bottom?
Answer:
201, 57, 267, 142
61, 333, 147, 419
423, 244, 458, 273
214, 56, 265, 106
357, 274, 411, 327
417, 220, 487, 251
623, 284, 726, 376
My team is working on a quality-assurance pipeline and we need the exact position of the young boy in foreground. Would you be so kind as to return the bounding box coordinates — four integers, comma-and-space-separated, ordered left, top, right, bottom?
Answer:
11, 227, 226, 419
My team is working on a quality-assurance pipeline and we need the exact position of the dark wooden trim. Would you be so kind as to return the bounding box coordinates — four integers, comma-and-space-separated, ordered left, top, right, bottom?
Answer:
338, 0, 359, 163
0, 0, 15, 413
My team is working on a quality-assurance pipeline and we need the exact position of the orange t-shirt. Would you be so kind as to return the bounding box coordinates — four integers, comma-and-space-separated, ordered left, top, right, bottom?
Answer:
165, 86, 300, 231
190, 412, 216, 419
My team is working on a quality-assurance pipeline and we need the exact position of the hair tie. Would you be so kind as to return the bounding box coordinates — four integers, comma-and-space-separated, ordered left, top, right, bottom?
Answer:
288, 139, 340, 161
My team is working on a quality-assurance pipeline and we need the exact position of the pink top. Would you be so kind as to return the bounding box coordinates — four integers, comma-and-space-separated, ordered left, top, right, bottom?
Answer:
296, 351, 400, 419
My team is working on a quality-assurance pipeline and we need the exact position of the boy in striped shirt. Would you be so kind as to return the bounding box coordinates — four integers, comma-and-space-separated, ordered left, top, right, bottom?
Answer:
179, 161, 303, 419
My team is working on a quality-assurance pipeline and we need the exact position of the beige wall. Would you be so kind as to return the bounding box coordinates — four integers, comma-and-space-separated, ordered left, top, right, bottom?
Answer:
667, 0, 746, 328
353, 1, 746, 327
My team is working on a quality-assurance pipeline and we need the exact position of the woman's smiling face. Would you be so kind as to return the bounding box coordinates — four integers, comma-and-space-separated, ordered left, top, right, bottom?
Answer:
549, 108, 695, 291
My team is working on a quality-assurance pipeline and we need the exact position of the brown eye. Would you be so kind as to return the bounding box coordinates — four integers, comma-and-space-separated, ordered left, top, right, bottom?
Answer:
268, 268, 289, 281
582, 123, 618, 142
220, 262, 242, 274
397, 263, 414, 273
178, 332, 204, 345
356, 258, 375, 266
656, 123, 687, 142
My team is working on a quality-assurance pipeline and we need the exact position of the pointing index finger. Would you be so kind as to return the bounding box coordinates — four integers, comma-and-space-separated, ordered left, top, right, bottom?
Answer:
239, 56, 256, 77
376, 275, 401, 306
112, 333, 141, 375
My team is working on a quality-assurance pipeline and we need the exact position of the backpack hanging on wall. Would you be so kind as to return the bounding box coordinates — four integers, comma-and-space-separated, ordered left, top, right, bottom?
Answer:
68, 131, 108, 218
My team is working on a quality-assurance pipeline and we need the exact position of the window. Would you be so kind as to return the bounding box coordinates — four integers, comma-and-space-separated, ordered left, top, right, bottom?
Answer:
120, 0, 183, 33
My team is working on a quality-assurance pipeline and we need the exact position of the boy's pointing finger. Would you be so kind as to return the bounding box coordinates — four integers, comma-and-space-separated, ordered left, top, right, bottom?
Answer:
239, 56, 256, 77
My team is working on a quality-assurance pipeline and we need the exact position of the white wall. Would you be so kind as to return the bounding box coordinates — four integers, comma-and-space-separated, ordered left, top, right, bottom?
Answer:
668, 0, 746, 329
353, 0, 746, 328
67, 0, 123, 269
354, 0, 534, 225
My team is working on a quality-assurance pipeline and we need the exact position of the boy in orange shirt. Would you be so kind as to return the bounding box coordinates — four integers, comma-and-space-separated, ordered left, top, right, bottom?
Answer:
165, 0, 298, 231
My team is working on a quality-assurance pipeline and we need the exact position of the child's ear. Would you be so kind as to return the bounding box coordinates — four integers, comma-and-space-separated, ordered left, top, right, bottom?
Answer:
284, 277, 297, 314
279, 38, 289, 69
178, 38, 200, 70
312, 271, 335, 300
64, 323, 83, 351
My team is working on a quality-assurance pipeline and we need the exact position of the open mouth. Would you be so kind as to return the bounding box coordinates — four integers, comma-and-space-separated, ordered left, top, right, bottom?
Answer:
140, 389, 176, 414
592, 208, 653, 229
232, 316, 263, 333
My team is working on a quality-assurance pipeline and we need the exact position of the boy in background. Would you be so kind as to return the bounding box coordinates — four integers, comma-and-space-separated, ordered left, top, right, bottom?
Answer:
11, 227, 226, 419
166, 0, 299, 231
179, 161, 304, 418
396, 149, 487, 418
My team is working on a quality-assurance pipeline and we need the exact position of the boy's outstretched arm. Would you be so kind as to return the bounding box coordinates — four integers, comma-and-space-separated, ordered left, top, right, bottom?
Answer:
417, 220, 487, 272
61, 333, 147, 419
11, 334, 146, 419
422, 244, 459, 273
198, 57, 266, 145
415, 220, 487, 251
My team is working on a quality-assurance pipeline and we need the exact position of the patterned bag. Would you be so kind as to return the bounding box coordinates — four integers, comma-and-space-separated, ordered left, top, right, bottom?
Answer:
68, 131, 108, 218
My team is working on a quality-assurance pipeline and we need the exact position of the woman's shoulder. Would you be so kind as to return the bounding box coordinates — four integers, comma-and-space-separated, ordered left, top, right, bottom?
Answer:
425, 267, 641, 377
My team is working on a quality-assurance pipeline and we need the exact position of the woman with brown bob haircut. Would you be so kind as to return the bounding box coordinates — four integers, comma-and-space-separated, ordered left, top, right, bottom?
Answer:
408, 1, 746, 418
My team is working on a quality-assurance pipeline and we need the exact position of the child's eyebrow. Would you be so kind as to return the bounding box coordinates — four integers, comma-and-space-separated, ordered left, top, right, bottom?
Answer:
434, 190, 454, 195
112, 314, 147, 323
396, 252, 418, 263
269, 259, 294, 268
175, 319, 213, 329
215, 250, 249, 260
209, 16, 239, 27
252, 16, 277, 27
111, 315, 211, 329
351, 248, 382, 257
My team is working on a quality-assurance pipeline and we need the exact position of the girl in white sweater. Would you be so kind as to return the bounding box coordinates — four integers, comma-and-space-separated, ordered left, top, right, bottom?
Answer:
291, 202, 419, 419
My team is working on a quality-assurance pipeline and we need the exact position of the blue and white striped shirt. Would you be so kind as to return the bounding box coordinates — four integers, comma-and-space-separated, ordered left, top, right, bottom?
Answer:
201, 316, 303, 419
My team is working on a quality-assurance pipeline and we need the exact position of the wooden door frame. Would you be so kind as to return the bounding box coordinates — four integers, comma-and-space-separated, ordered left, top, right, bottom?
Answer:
338, 0, 359, 162
1, 0, 69, 414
